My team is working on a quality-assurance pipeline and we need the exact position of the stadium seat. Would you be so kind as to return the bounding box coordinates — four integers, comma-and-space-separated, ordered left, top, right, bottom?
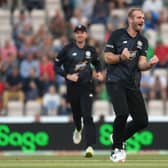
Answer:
31, 10, 45, 31
25, 101, 41, 116
89, 24, 105, 42
110, 9, 126, 19
7, 101, 24, 116
92, 100, 113, 117
0, 10, 11, 42
0, 9, 10, 19
148, 100, 165, 116
46, 0, 62, 11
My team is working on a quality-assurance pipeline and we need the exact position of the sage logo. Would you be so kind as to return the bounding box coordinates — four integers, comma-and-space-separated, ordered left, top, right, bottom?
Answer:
99, 123, 154, 151
0, 124, 49, 152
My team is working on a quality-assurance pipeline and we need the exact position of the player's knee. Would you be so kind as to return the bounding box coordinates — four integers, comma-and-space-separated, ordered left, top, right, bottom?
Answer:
136, 118, 148, 129
116, 113, 129, 120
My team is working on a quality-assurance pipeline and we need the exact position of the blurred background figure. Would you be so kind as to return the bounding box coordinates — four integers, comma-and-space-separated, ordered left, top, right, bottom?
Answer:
42, 85, 61, 115
3, 66, 24, 112
0, 0, 167, 129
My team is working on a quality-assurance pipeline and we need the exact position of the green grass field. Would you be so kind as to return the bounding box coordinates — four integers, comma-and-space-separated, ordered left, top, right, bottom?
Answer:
0, 154, 168, 168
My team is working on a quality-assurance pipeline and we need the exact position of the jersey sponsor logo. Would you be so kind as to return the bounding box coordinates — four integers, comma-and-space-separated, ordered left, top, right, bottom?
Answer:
129, 51, 137, 60
85, 51, 91, 59
106, 44, 114, 48
137, 40, 143, 49
74, 61, 88, 71
123, 40, 128, 44
72, 52, 77, 56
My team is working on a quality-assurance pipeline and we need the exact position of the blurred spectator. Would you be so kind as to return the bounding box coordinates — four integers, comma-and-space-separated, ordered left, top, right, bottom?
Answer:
149, 75, 167, 100
3, 66, 24, 108
17, 22, 34, 43
126, 0, 144, 7
107, 10, 126, 30
39, 55, 55, 81
1, 39, 17, 61
39, 36, 55, 59
155, 40, 168, 68
23, 0, 45, 12
20, 51, 39, 79
48, 9, 66, 38
12, 10, 33, 49
26, 81, 39, 101
140, 72, 151, 102
91, 0, 109, 24
58, 97, 72, 116
19, 36, 37, 59
34, 24, 49, 49
42, 85, 61, 115
76, 0, 95, 20
3, 53, 19, 76
105, 22, 114, 42
70, 8, 88, 30
52, 35, 69, 54
113, 0, 127, 8
142, 0, 163, 14
61, 0, 76, 21
158, 8, 168, 24
10, 0, 20, 13
23, 67, 40, 101
144, 11, 159, 30
39, 72, 55, 96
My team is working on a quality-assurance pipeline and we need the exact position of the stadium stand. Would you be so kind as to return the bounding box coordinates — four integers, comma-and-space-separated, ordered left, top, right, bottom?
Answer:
0, 0, 167, 117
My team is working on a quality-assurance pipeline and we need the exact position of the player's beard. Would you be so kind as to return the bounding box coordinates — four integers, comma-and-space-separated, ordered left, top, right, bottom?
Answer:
132, 22, 143, 33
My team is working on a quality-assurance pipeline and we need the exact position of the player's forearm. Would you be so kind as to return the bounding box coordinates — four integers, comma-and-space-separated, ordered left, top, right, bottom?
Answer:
138, 63, 153, 71
54, 64, 67, 77
104, 52, 120, 64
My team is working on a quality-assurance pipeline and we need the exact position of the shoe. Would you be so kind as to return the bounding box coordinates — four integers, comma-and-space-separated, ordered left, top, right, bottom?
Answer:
73, 119, 84, 144
110, 134, 126, 150
110, 148, 126, 162
73, 128, 82, 144
84, 146, 94, 158
110, 134, 113, 143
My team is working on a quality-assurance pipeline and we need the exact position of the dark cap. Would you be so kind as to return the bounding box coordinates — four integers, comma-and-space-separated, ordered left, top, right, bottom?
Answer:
74, 24, 87, 32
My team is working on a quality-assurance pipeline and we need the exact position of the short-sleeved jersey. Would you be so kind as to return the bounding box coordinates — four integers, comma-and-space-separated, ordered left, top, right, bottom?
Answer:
104, 28, 148, 88
54, 42, 102, 84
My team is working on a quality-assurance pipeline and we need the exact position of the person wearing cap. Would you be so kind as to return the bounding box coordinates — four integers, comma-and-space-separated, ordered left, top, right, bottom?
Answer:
54, 24, 103, 157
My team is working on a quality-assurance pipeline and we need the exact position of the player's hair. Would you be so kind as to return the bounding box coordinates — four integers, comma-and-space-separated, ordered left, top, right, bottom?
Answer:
128, 8, 144, 18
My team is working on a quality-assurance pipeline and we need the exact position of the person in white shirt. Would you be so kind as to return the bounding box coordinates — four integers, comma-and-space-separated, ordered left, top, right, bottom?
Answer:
43, 85, 61, 115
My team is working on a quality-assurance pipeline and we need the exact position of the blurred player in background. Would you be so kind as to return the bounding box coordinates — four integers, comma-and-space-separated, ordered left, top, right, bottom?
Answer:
104, 8, 159, 162
54, 24, 103, 157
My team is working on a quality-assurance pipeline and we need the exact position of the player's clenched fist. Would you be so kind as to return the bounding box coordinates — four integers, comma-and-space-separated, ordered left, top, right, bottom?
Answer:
120, 48, 131, 61
149, 55, 159, 67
